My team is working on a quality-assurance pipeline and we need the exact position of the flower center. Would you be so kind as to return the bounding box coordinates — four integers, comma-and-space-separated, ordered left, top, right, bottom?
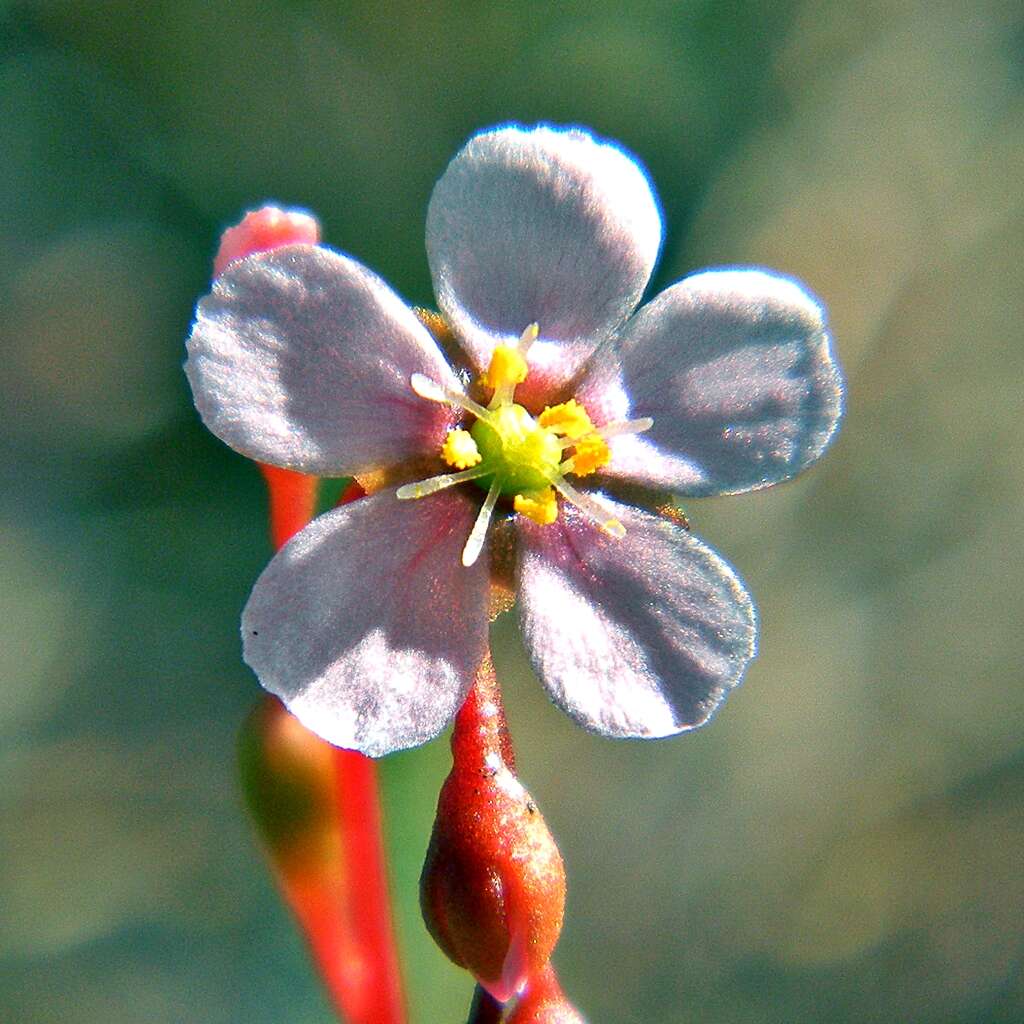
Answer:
470, 404, 562, 495
397, 323, 653, 566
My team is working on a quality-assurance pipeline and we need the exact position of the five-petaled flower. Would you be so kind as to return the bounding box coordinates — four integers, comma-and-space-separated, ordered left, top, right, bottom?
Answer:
185, 124, 844, 757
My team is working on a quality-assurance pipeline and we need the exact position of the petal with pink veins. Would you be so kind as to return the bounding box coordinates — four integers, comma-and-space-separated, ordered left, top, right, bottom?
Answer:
516, 500, 757, 738
242, 489, 489, 756
426, 123, 662, 393
578, 269, 844, 496
186, 245, 460, 476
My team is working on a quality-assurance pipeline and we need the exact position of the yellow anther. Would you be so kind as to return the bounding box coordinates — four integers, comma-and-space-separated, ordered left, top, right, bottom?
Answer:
538, 400, 594, 439
514, 487, 558, 526
482, 345, 529, 392
569, 434, 612, 476
601, 518, 625, 538
441, 429, 482, 469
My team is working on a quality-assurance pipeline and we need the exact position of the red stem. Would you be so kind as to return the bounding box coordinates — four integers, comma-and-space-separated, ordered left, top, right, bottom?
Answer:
259, 464, 318, 550
451, 653, 516, 772
334, 749, 406, 1024
329, 479, 404, 1024
263, 471, 405, 1024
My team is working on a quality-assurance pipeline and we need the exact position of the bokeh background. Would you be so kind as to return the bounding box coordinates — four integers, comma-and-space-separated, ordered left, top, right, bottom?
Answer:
3, 1, 1023, 1021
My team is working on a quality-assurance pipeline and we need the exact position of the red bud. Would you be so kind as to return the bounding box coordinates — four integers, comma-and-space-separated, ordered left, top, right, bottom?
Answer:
238, 696, 365, 989
212, 204, 320, 277
420, 658, 565, 1003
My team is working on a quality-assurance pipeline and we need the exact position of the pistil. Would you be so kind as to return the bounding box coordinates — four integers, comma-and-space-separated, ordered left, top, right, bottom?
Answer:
398, 322, 653, 564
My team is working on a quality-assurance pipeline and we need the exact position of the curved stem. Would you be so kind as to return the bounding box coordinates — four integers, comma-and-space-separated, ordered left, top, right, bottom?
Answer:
217, 210, 405, 1020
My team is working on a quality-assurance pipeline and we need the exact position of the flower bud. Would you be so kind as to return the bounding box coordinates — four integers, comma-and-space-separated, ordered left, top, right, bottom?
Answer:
239, 696, 393, 1023
212, 204, 320, 277
420, 660, 566, 1002
236, 696, 339, 880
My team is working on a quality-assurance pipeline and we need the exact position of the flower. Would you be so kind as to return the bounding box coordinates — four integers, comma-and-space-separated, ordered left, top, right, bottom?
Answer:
185, 124, 844, 757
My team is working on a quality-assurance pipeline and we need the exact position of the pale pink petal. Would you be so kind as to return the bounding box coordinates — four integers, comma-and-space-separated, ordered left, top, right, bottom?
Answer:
426, 124, 662, 390
516, 500, 756, 738
242, 489, 489, 756
186, 245, 460, 476
578, 269, 844, 495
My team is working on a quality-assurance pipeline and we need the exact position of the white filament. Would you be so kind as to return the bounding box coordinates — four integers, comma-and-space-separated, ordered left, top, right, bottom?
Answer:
551, 477, 625, 537
410, 373, 492, 422
462, 477, 501, 566
396, 465, 489, 500
556, 415, 655, 451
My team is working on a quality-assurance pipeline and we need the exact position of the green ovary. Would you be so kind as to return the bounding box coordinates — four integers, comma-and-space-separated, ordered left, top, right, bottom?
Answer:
470, 404, 562, 495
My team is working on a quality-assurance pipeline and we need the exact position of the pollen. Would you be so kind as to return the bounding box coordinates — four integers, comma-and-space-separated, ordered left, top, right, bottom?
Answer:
441, 429, 482, 469
538, 400, 594, 439
569, 434, 611, 476
514, 487, 558, 525
482, 345, 529, 393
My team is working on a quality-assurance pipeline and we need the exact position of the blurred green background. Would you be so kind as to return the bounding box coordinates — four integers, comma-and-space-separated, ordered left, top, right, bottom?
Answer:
3, 1, 1023, 1021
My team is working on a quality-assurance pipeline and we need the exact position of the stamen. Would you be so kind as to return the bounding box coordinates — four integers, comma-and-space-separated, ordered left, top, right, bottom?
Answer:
539, 400, 594, 439
551, 478, 625, 538
483, 346, 528, 403
396, 465, 490, 500
411, 373, 492, 421
517, 322, 539, 355
484, 324, 540, 408
462, 477, 501, 566
556, 416, 655, 449
562, 434, 611, 477
513, 486, 558, 525
441, 429, 481, 469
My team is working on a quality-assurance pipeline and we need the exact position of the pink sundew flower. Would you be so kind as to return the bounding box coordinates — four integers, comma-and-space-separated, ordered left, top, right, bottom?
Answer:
185, 124, 843, 757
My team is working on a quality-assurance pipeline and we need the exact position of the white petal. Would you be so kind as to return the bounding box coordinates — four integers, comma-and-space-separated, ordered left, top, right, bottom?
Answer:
516, 500, 756, 738
242, 489, 489, 756
578, 269, 844, 495
426, 124, 662, 385
186, 245, 460, 475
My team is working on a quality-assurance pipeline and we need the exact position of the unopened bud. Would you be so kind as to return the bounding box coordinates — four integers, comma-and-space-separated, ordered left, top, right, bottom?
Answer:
420, 661, 566, 1002
238, 696, 384, 1022
213, 204, 320, 277
239, 695, 338, 869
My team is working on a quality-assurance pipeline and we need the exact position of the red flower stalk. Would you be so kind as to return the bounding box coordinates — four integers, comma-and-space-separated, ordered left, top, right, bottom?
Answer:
421, 654, 566, 1004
